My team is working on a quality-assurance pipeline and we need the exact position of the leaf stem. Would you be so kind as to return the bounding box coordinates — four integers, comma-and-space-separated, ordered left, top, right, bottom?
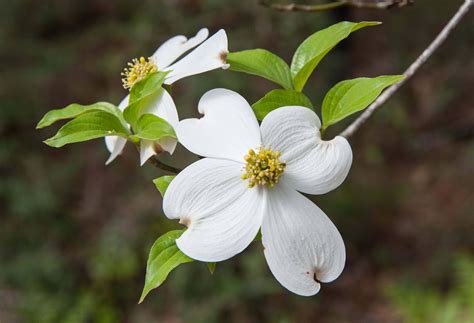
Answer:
339, 0, 473, 138
133, 142, 182, 173
148, 156, 182, 174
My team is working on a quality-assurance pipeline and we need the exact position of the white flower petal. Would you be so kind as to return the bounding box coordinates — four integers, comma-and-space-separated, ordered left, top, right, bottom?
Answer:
176, 89, 261, 162
139, 140, 157, 166
151, 28, 209, 70
138, 89, 179, 165
261, 106, 352, 195
156, 136, 177, 155
105, 137, 127, 165
144, 89, 179, 127
164, 29, 229, 85
105, 95, 129, 165
143, 89, 179, 153
163, 158, 264, 262
262, 184, 346, 296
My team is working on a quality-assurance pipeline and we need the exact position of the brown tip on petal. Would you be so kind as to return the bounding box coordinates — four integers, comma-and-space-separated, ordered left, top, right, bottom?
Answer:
313, 270, 322, 284
219, 51, 228, 63
179, 217, 191, 227
153, 143, 164, 155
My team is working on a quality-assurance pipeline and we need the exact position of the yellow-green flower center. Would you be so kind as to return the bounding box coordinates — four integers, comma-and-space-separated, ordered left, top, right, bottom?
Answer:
121, 57, 158, 90
241, 147, 286, 188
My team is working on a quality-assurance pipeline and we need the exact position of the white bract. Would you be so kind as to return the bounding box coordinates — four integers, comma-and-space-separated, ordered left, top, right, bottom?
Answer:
105, 28, 229, 165
163, 89, 353, 296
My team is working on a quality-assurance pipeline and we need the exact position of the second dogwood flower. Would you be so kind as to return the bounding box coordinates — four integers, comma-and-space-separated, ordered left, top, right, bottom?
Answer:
106, 28, 229, 165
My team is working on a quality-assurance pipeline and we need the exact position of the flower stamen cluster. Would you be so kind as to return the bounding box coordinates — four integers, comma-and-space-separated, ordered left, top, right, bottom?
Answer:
241, 147, 286, 188
121, 57, 158, 90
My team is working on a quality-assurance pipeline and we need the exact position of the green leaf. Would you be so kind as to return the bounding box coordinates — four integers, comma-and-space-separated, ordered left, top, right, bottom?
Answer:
227, 49, 294, 89
321, 75, 405, 130
254, 230, 262, 242
124, 72, 168, 128
153, 176, 175, 197
37, 102, 125, 129
129, 71, 168, 103
44, 111, 130, 148
251, 89, 313, 121
132, 114, 176, 141
139, 230, 193, 303
291, 21, 380, 92
207, 262, 216, 274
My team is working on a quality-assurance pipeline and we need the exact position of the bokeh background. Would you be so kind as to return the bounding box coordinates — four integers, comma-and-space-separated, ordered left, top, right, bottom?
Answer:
1, 0, 473, 322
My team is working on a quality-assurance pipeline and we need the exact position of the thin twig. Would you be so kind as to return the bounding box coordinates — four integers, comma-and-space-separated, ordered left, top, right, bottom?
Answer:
340, 0, 473, 138
260, 0, 414, 12
260, 0, 346, 12
347, 0, 414, 9
133, 142, 182, 173
148, 156, 182, 174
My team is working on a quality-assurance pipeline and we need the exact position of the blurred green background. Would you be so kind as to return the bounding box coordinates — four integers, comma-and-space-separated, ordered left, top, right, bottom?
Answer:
1, 0, 473, 322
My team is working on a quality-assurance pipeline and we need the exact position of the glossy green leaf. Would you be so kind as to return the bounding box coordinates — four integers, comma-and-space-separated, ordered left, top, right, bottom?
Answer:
291, 21, 380, 91
322, 75, 405, 130
252, 89, 313, 121
132, 114, 176, 141
37, 102, 125, 129
129, 71, 168, 103
139, 230, 193, 303
228, 49, 293, 89
124, 72, 168, 128
153, 176, 175, 197
207, 262, 216, 274
44, 111, 130, 148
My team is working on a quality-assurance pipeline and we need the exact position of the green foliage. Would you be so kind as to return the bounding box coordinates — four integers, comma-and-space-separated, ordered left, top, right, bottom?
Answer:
87, 226, 140, 282
38, 72, 173, 151
291, 21, 380, 91
44, 111, 130, 148
252, 89, 313, 121
321, 75, 405, 131
152, 176, 219, 280
132, 114, 176, 141
387, 255, 474, 323
36, 102, 126, 129
140, 230, 194, 303
123, 72, 168, 128
227, 49, 293, 89
129, 72, 168, 103
207, 262, 216, 274
153, 175, 175, 197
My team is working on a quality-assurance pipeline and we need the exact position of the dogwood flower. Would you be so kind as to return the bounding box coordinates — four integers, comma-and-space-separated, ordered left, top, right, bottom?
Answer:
163, 89, 353, 296
105, 28, 229, 165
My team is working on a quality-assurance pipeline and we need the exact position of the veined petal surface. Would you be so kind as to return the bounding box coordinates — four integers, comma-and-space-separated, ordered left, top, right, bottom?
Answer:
262, 183, 346, 296
261, 106, 352, 195
176, 89, 261, 162
151, 28, 209, 70
163, 158, 264, 262
164, 29, 229, 85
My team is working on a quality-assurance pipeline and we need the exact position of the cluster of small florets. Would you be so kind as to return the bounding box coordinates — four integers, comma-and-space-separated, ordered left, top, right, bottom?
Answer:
121, 57, 158, 90
241, 147, 286, 188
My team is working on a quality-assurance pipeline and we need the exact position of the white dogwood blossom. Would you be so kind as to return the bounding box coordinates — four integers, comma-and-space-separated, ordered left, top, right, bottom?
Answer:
105, 28, 229, 165
163, 89, 353, 296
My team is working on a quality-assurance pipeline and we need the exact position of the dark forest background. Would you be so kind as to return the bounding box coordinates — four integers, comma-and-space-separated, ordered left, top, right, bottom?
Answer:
1, 0, 473, 322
